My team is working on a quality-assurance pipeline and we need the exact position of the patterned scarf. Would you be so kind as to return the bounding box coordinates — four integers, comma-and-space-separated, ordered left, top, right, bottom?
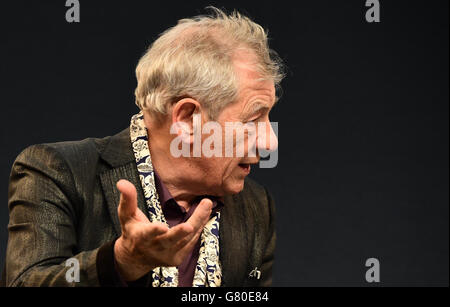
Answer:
129, 111, 222, 287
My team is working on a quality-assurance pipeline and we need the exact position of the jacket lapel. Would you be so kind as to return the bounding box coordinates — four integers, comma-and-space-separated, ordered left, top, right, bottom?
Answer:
219, 194, 250, 287
98, 128, 149, 236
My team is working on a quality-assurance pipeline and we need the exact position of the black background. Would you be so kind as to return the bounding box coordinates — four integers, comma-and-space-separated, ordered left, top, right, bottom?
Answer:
0, 0, 448, 286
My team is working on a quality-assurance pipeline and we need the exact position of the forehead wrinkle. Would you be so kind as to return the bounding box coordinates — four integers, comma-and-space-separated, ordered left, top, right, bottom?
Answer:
233, 55, 277, 121
240, 81, 276, 105
239, 100, 270, 120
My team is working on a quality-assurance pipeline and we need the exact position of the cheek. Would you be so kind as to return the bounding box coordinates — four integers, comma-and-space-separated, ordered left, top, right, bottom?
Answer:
222, 160, 247, 186
226, 157, 241, 172
214, 157, 239, 181
203, 157, 234, 180
222, 166, 246, 194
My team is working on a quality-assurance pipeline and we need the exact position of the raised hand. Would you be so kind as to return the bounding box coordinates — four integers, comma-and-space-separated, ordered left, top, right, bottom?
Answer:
113, 179, 212, 281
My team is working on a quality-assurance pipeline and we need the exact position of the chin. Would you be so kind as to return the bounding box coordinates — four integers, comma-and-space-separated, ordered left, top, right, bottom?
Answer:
223, 179, 245, 195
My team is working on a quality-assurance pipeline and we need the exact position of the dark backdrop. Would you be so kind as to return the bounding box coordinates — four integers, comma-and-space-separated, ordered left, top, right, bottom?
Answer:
0, 0, 448, 286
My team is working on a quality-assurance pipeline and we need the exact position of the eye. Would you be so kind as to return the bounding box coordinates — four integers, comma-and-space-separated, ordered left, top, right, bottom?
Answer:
246, 115, 262, 123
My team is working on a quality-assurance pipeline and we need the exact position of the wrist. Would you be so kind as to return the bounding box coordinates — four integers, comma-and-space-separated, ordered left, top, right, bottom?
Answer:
113, 236, 154, 281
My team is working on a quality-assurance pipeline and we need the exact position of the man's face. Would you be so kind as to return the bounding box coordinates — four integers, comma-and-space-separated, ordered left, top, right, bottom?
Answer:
198, 55, 278, 195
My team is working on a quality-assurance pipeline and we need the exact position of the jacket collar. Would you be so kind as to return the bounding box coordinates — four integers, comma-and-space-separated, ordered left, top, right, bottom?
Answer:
99, 127, 135, 168
98, 127, 149, 235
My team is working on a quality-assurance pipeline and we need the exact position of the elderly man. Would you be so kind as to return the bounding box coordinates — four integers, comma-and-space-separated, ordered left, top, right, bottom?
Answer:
4, 7, 284, 287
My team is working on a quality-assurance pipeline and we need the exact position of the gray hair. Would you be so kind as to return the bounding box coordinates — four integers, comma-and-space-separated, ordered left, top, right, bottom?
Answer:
134, 6, 285, 120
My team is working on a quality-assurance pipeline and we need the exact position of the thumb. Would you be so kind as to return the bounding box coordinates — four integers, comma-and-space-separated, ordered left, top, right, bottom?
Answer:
116, 179, 138, 224
187, 198, 213, 231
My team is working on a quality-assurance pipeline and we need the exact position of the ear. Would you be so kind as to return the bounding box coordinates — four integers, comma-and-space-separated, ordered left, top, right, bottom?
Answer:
171, 98, 201, 144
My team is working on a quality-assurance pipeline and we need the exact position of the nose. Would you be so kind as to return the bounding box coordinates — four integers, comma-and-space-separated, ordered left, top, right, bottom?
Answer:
257, 120, 278, 152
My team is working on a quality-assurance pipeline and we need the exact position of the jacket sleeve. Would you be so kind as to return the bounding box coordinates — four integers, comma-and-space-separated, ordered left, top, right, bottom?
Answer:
258, 187, 276, 287
5, 144, 114, 286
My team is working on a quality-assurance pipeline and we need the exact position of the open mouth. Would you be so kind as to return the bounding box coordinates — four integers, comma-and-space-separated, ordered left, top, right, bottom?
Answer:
238, 163, 251, 173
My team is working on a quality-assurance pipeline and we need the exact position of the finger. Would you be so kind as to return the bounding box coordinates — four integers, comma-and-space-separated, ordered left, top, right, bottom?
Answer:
116, 179, 138, 224
177, 226, 205, 254
142, 221, 169, 238
186, 198, 213, 231
166, 224, 206, 265
157, 223, 193, 248
157, 199, 213, 250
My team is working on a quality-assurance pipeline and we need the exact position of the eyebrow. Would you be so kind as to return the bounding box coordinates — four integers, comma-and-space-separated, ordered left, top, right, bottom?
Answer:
240, 102, 271, 121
